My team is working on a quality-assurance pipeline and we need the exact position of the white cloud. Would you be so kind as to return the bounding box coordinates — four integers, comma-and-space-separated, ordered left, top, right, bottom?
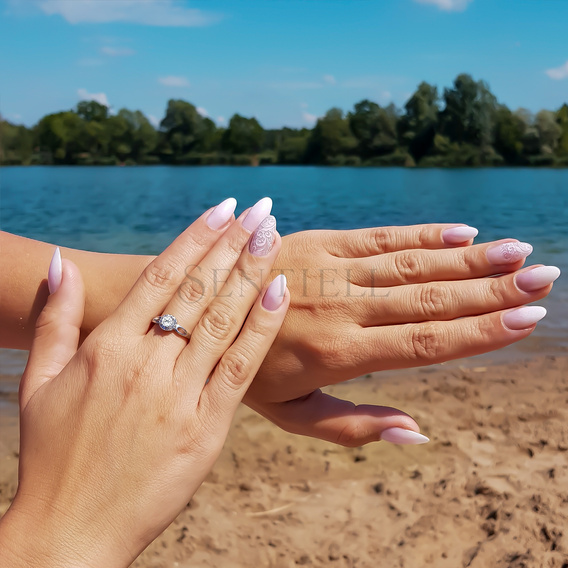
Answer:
302, 111, 317, 126
77, 88, 109, 107
216, 116, 226, 125
545, 60, 568, 80
196, 107, 209, 117
414, 0, 473, 12
323, 74, 337, 85
101, 46, 136, 57
37, 0, 223, 27
300, 102, 308, 109
148, 114, 160, 128
158, 76, 190, 87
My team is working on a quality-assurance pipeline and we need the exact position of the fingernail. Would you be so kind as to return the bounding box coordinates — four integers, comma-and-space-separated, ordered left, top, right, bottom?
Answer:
502, 306, 547, 330
516, 266, 561, 292
249, 215, 277, 256
262, 274, 287, 311
242, 197, 273, 232
442, 226, 479, 244
380, 427, 430, 445
206, 197, 237, 230
48, 247, 62, 294
486, 241, 533, 264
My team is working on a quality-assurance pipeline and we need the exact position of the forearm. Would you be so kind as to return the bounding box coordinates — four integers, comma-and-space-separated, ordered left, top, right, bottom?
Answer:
0, 231, 154, 349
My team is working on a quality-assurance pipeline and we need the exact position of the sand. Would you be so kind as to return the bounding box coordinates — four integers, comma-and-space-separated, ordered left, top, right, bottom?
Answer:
1, 354, 568, 567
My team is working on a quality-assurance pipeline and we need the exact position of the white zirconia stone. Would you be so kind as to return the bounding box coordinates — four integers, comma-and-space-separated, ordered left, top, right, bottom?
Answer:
159, 314, 177, 331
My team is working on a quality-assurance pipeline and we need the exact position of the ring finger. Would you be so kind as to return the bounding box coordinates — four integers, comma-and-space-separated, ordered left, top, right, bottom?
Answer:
152, 198, 273, 351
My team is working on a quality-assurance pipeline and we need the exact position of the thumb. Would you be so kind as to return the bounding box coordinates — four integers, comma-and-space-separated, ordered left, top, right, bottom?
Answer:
256, 390, 429, 447
20, 248, 85, 409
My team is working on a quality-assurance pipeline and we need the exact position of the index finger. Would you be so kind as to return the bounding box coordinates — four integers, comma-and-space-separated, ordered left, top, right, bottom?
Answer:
112, 198, 237, 333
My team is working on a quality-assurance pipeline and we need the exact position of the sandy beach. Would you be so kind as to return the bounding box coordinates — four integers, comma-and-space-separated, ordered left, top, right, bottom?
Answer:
1, 353, 568, 567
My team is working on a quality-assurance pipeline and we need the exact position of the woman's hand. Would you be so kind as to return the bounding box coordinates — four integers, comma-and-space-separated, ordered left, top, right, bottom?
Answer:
246, 226, 557, 446
0, 199, 294, 567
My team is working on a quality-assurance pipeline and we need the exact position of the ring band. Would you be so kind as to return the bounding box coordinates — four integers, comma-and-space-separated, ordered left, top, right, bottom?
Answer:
152, 314, 189, 338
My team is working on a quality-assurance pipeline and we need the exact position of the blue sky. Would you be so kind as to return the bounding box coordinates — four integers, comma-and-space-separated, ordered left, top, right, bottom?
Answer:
1, 0, 567, 129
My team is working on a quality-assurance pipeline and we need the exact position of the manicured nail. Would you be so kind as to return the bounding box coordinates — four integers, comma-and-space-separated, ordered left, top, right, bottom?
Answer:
48, 247, 62, 294
380, 427, 430, 445
442, 226, 479, 244
502, 306, 547, 330
516, 266, 561, 292
249, 215, 277, 256
242, 197, 273, 232
262, 274, 287, 311
206, 197, 237, 230
486, 241, 533, 264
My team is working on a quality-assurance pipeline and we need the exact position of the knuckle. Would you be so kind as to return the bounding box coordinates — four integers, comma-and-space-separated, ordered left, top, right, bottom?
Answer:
408, 323, 444, 361
82, 330, 125, 368
415, 226, 430, 248
393, 251, 423, 283
217, 349, 251, 390
143, 261, 177, 291
486, 277, 507, 305
457, 248, 476, 273
473, 315, 497, 344
177, 276, 206, 305
369, 227, 394, 254
418, 284, 445, 319
199, 306, 234, 341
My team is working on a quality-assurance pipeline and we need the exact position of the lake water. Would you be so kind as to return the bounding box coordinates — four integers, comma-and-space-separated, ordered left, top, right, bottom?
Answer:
1, 166, 567, 376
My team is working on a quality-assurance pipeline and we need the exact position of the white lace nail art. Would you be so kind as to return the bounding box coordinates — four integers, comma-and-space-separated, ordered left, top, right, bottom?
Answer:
249, 215, 276, 256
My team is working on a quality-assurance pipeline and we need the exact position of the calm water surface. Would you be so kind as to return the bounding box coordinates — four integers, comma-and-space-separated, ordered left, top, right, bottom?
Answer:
1, 166, 567, 374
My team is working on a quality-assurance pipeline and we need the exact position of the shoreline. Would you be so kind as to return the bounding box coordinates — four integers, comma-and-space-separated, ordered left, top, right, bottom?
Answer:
2, 353, 568, 566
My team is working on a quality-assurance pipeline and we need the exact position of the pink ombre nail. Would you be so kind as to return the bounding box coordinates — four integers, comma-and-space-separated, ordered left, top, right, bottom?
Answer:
48, 247, 62, 294
486, 241, 533, 264
442, 226, 479, 244
242, 197, 272, 232
380, 427, 430, 445
206, 197, 237, 230
515, 266, 561, 292
502, 306, 546, 330
262, 274, 287, 311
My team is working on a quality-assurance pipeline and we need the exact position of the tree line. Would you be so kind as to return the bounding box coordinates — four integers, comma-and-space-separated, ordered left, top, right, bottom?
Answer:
1, 74, 567, 167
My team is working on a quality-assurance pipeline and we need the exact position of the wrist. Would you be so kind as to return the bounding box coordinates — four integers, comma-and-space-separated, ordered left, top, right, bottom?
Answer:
0, 496, 133, 568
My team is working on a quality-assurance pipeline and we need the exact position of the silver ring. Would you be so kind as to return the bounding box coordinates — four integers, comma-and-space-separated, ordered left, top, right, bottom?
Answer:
152, 314, 189, 339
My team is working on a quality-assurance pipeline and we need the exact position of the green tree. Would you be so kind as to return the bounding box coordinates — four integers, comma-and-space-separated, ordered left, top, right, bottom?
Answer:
399, 82, 439, 161
223, 114, 264, 155
36, 111, 85, 163
557, 104, 568, 156
0, 119, 34, 164
441, 74, 497, 148
493, 106, 525, 163
306, 108, 357, 164
76, 100, 109, 122
348, 100, 398, 159
160, 100, 212, 159
535, 110, 561, 154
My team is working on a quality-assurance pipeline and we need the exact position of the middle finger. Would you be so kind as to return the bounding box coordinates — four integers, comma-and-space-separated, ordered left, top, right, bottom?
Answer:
351, 264, 559, 327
